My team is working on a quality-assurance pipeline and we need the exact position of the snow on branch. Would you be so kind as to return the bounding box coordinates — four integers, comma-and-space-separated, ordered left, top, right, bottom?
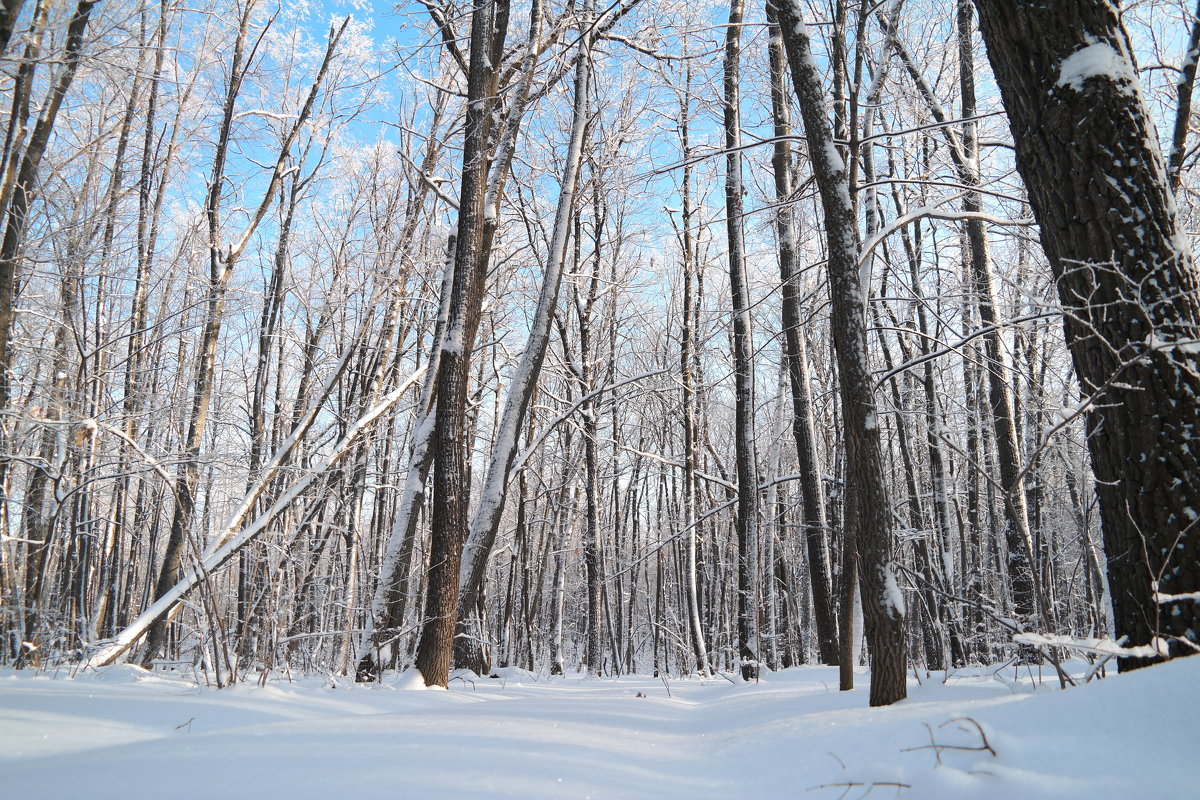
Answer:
84, 364, 426, 669
1012, 632, 1172, 660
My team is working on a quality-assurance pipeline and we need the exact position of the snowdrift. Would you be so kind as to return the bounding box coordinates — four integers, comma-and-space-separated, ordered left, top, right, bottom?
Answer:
1, 657, 1195, 799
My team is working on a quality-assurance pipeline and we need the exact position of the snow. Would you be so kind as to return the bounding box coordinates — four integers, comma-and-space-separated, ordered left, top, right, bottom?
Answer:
1155, 589, 1200, 605
883, 563, 907, 616
1012, 632, 1173, 660
1055, 41, 1137, 94
3, 658, 1196, 799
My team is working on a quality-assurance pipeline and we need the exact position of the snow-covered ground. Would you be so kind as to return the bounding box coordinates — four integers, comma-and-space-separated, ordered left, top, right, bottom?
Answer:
2, 657, 1195, 799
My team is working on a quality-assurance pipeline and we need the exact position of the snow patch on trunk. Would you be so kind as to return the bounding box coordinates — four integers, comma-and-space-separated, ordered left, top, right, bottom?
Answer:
1055, 41, 1136, 94
882, 564, 906, 616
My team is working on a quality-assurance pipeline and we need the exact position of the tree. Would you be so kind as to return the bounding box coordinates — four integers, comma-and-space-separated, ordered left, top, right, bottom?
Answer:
974, 0, 1200, 668
723, 0, 761, 683
138, 10, 347, 666
765, 2, 838, 666
879, 2, 1046, 652
771, 0, 908, 705
452, 12, 593, 675
412, 0, 510, 688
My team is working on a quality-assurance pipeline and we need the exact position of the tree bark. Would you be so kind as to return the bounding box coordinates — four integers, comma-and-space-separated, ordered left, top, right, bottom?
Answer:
974, 0, 1200, 668
725, 0, 761, 682
413, 0, 509, 687
772, 0, 907, 705
674, 51, 712, 678
766, 5, 839, 666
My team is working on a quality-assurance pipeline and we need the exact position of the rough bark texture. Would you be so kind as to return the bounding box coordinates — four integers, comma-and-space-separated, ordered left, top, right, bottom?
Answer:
772, 0, 907, 705
413, 0, 508, 687
725, 0, 761, 681
974, 0, 1200, 668
766, 5, 839, 666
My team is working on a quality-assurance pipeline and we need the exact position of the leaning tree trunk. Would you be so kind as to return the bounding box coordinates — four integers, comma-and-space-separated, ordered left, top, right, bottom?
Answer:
772, 0, 907, 706
766, 5, 839, 665
1168, 0, 1200, 191
974, 0, 1200, 668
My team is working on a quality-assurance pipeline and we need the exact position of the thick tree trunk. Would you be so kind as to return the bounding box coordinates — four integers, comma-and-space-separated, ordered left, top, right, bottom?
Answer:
974, 0, 1200, 668
772, 0, 907, 705
413, 0, 509, 687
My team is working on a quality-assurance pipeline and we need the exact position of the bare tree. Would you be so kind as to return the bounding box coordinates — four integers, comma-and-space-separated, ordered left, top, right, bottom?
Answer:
771, 0, 907, 705
766, 3, 838, 666
453, 12, 594, 675
723, 0, 761, 682
974, 0, 1200, 668
139, 11, 348, 665
412, 0, 511, 687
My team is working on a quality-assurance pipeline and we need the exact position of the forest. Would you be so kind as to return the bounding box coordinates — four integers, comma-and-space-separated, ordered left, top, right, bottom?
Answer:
1, 0, 1199, 713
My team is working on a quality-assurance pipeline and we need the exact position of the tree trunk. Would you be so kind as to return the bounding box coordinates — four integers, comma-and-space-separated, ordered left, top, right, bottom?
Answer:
356, 236, 455, 678
766, 6, 839, 665
725, 0, 761, 682
675, 52, 712, 678
453, 25, 592, 672
974, 0, 1200, 668
772, 0, 907, 705
413, 0, 509, 687
1168, 0, 1200, 191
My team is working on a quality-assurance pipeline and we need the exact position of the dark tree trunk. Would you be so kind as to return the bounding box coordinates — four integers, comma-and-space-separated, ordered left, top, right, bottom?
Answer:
413, 0, 509, 687
725, 0, 761, 682
766, 5, 839, 666
974, 0, 1200, 668
772, 0, 907, 706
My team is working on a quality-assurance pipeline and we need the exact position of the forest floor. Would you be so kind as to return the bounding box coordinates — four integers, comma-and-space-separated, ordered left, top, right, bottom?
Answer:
1, 654, 1195, 799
